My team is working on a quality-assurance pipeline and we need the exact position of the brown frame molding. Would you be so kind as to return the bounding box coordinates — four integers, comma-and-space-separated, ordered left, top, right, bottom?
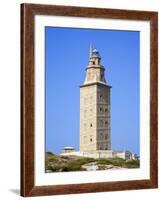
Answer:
21, 3, 158, 197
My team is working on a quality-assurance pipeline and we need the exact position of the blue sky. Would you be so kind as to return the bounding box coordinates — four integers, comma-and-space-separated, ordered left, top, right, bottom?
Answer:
45, 27, 140, 155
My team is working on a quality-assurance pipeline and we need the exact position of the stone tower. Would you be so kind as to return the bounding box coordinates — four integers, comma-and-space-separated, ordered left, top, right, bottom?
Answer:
80, 45, 111, 152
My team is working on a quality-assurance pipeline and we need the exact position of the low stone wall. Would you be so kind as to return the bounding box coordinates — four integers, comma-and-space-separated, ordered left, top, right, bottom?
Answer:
60, 150, 133, 159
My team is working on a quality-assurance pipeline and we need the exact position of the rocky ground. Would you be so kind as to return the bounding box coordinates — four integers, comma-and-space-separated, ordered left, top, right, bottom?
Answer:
45, 152, 140, 172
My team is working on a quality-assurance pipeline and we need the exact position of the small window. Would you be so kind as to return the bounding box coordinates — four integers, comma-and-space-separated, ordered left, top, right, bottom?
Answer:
105, 108, 108, 112
100, 146, 103, 150
105, 121, 108, 125
90, 138, 92, 142
99, 94, 103, 101
92, 61, 95, 65
100, 107, 103, 112
90, 123, 93, 127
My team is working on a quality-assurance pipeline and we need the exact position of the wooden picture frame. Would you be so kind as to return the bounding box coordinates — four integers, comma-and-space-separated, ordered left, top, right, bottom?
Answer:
21, 3, 158, 197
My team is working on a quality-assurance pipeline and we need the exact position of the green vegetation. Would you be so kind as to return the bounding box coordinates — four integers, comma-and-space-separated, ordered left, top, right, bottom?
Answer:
96, 157, 139, 168
124, 159, 140, 168
45, 152, 140, 172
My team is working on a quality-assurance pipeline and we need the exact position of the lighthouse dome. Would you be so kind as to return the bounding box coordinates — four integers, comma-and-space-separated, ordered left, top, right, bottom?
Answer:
92, 48, 101, 58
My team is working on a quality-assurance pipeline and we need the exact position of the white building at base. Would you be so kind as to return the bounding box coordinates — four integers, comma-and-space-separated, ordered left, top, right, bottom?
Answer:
61, 149, 137, 160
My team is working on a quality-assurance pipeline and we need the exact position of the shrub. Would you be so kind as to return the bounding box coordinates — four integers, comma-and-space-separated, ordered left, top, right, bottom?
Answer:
96, 157, 126, 167
124, 160, 140, 168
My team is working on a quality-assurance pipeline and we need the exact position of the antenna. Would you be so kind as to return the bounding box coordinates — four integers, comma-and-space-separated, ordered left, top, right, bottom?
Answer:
89, 43, 93, 58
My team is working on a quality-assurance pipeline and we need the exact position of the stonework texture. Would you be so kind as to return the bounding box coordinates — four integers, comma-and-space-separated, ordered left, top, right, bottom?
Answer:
80, 47, 111, 152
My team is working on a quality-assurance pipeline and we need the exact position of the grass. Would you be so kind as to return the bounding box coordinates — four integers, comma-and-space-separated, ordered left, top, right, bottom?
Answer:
96, 157, 124, 166
124, 159, 140, 168
63, 157, 95, 171
45, 152, 140, 172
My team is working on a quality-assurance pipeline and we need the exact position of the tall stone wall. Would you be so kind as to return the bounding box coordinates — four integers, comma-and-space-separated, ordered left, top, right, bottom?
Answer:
80, 83, 111, 151
80, 84, 97, 151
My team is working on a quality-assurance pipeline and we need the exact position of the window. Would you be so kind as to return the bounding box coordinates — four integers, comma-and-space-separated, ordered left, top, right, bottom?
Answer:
105, 108, 108, 112
100, 144, 103, 150
90, 138, 92, 142
100, 107, 103, 112
105, 121, 108, 125
99, 94, 103, 102
90, 123, 93, 127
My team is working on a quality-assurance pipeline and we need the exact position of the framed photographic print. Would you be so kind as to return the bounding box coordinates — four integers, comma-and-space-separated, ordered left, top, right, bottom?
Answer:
21, 3, 158, 197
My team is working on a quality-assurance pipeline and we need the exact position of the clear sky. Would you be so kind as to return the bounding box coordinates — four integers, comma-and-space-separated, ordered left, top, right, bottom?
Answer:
45, 27, 140, 155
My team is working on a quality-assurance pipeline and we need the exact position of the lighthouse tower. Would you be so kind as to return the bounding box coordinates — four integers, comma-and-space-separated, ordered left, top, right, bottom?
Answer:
80, 46, 111, 152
